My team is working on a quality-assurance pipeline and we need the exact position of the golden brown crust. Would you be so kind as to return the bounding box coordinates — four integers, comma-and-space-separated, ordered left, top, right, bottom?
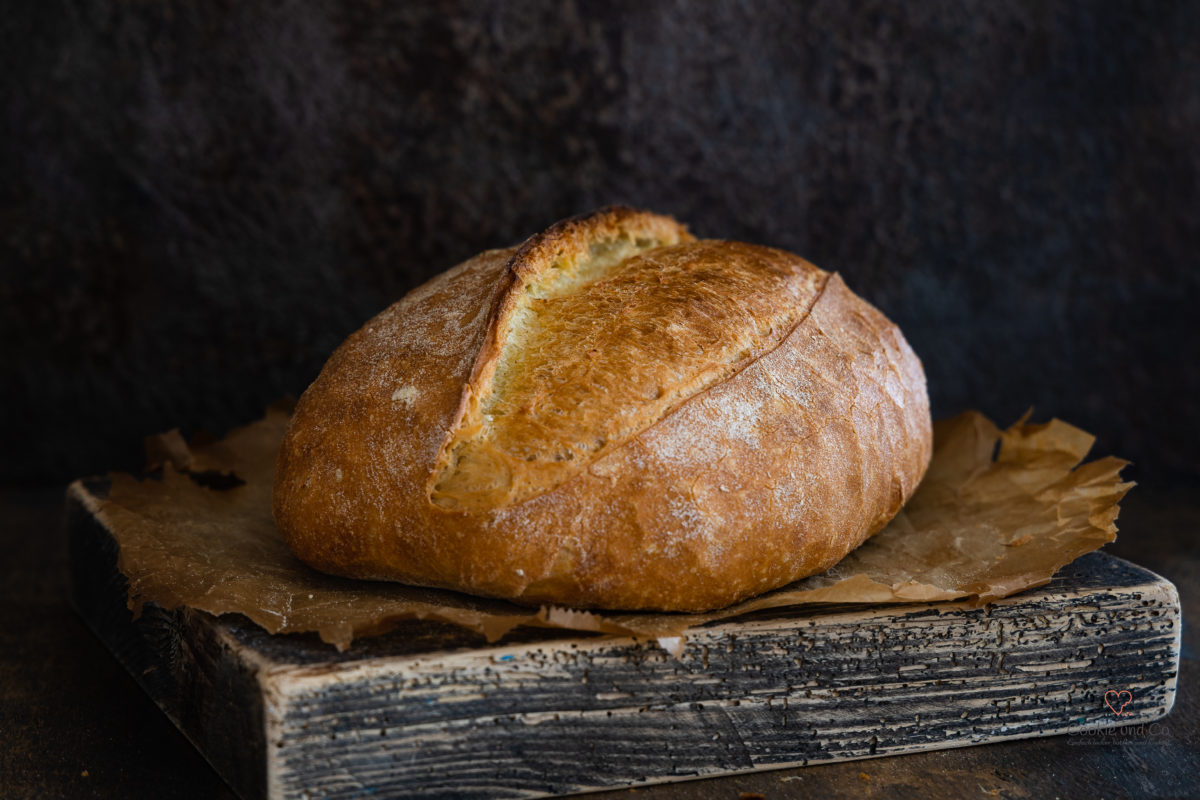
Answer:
430, 206, 697, 509
273, 206, 933, 611
431, 240, 827, 511
456, 208, 693, 437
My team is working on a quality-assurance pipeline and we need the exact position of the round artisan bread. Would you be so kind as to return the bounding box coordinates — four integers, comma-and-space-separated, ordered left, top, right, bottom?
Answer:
273, 206, 932, 611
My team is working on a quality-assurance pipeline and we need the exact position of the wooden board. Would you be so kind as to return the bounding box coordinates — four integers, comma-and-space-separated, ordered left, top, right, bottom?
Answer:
65, 479, 1182, 800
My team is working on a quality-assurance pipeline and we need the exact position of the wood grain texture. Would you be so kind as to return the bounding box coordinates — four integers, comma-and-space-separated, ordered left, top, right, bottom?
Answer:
66, 481, 1181, 800
68, 479, 267, 800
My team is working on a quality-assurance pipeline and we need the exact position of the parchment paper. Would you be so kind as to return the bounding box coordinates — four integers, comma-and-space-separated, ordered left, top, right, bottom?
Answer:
96, 404, 1132, 652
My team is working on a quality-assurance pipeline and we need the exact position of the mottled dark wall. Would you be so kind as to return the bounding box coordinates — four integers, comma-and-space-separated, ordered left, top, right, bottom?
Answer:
3, 0, 1198, 486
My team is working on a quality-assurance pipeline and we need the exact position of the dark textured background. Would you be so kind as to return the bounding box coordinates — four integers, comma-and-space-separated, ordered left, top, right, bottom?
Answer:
2, 0, 1198, 486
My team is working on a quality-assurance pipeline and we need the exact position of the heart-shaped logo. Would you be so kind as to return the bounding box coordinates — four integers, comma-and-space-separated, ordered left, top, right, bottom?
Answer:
1104, 689, 1133, 716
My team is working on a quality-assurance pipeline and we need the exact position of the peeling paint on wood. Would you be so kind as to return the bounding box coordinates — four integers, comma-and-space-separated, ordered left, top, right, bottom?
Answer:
67, 482, 1180, 799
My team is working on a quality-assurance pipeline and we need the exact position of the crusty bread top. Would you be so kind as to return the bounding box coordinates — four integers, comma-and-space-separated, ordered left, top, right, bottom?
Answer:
274, 205, 932, 612
429, 207, 828, 511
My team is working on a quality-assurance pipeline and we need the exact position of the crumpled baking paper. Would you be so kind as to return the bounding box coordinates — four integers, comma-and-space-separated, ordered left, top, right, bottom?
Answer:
89, 403, 1132, 652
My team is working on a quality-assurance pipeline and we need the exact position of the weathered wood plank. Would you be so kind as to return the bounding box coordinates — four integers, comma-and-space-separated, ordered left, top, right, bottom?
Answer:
66, 480, 1181, 800
68, 479, 268, 800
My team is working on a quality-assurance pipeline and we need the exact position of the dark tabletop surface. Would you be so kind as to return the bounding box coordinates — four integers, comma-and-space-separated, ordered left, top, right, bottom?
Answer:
1, 484, 1196, 800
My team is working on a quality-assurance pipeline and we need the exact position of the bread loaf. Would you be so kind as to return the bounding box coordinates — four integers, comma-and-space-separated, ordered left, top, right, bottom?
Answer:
273, 207, 932, 611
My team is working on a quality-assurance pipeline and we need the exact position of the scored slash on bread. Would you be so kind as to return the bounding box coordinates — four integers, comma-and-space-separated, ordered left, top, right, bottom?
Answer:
273, 206, 932, 612
433, 208, 826, 511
